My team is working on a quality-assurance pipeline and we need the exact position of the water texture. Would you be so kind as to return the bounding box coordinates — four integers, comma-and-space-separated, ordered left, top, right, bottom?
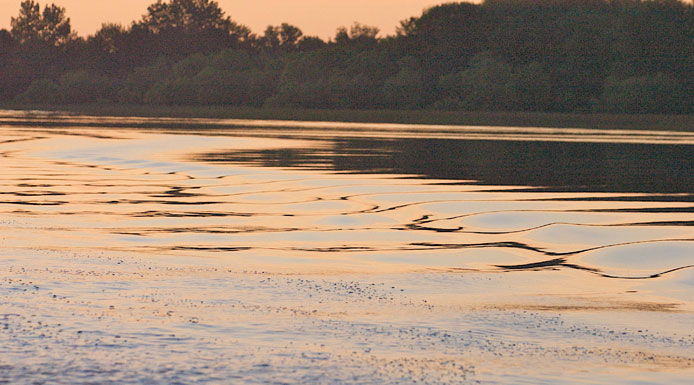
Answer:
1, 112, 693, 384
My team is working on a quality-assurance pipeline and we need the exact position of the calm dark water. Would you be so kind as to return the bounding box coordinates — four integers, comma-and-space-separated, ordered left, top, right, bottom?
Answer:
199, 137, 694, 194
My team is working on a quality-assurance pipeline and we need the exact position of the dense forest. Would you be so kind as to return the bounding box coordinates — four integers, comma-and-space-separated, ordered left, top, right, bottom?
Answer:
0, 0, 692, 114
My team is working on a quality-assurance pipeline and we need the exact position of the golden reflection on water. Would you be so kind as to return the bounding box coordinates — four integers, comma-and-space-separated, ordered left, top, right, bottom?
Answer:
3, 109, 694, 143
1, 127, 691, 277
1, 119, 693, 384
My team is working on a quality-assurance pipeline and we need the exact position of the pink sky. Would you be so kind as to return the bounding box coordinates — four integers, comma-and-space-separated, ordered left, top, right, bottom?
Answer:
0, 0, 469, 39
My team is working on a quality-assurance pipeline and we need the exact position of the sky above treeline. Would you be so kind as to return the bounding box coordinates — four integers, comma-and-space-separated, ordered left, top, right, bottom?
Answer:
0, 0, 476, 39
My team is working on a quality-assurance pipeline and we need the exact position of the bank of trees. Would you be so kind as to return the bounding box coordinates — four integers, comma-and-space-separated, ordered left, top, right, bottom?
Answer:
1, 0, 692, 113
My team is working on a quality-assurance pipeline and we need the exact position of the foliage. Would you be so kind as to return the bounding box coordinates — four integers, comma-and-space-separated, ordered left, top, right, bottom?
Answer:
382, 57, 425, 109
1, 0, 692, 114
335, 23, 380, 47
259, 23, 304, 52
135, 0, 253, 58
595, 73, 692, 114
119, 59, 172, 104
139, 0, 246, 35
57, 71, 116, 103
10, 1, 75, 46
438, 53, 518, 111
15, 79, 60, 103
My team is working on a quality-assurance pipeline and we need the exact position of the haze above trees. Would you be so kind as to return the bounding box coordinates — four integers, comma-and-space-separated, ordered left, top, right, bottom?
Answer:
1, 0, 692, 114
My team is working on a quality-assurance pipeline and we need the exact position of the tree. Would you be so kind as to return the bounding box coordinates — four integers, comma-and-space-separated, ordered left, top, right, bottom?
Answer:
118, 59, 172, 103
89, 23, 127, 54
0, 29, 17, 101
10, 1, 41, 44
383, 56, 425, 109
57, 70, 116, 103
0, 29, 13, 51
395, 17, 416, 37
437, 53, 518, 111
296, 36, 326, 51
258, 23, 304, 52
259, 26, 280, 51
138, 0, 251, 39
136, 0, 252, 56
10, 0, 75, 46
595, 73, 691, 114
15, 78, 60, 103
2, 0, 693, 113
395, 3, 484, 78
513, 62, 553, 111
142, 0, 228, 32
335, 22, 379, 47
83, 23, 133, 75
279, 23, 303, 50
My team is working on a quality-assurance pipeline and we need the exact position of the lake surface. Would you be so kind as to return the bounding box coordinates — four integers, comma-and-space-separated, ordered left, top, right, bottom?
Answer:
1, 111, 693, 384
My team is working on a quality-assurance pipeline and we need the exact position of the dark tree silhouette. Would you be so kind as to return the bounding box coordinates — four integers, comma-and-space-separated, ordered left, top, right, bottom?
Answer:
10, 0, 75, 46
335, 22, 380, 47
1, 0, 692, 113
0, 29, 13, 51
136, 0, 252, 57
140, 0, 237, 33
259, 26, 281, 51
296, 36, 327, 51
89, 23, 127, 55
138, 0, 251, 42
259, 23, 312, 52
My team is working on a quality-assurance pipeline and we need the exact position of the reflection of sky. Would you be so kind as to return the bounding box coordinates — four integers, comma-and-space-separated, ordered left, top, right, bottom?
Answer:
581, 242, 694, 271
2, 123, 694, 384
2, 125, 691, 281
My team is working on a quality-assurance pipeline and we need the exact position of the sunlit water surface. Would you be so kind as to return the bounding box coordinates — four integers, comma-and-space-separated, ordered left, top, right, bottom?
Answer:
1, 111, 693, 384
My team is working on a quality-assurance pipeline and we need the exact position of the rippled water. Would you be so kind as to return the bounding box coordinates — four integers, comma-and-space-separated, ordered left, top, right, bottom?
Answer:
1, 111, 693, 384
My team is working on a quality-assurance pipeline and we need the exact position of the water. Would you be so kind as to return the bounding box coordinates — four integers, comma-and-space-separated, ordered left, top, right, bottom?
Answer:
1, 111, 693, 384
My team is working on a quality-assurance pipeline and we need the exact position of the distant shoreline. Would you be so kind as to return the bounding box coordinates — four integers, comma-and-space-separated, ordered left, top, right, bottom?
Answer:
3, 104, 694, 132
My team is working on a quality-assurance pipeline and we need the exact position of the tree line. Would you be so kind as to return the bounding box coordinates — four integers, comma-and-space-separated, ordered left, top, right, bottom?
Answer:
1, 0, 692, 114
